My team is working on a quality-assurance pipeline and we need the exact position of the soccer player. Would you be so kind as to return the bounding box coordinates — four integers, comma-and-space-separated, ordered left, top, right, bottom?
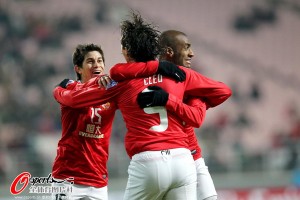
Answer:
53, 12, 232, 200
159, 30, 218, 200
51, 43, 116, 200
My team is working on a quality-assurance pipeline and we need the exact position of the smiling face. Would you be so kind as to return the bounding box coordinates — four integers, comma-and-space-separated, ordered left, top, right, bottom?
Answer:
75, 51, 104, 83
172, 34, 194, 68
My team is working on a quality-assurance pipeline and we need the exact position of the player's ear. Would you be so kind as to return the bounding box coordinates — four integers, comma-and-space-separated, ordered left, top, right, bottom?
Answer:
166, 47, 174, 57
74, 65, 82, 74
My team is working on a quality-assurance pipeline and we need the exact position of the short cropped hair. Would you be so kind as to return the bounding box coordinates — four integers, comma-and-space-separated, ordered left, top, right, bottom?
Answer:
159, 30, 187, 55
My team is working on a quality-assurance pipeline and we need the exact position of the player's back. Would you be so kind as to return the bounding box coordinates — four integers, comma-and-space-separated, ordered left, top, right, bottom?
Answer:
115, 74, 189, 158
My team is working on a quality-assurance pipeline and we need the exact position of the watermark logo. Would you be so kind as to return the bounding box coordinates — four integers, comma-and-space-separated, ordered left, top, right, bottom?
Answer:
10, 172, 31, 195
10, 172, 73, 199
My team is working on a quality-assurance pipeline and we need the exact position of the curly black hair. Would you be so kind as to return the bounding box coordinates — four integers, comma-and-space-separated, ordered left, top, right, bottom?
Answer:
120, 12, 160, 62
72, 43, 105, 80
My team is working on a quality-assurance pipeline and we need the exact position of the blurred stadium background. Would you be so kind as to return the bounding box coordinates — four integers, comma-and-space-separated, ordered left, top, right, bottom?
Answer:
1, 0, 300, 199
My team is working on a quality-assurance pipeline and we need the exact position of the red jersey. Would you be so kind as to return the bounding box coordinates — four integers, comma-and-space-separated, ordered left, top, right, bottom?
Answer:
53, 61, 231, 158
111, 61, 230, 160
164, 94, 207, 160
52, 81, 117, 188
183, 97, 206, 160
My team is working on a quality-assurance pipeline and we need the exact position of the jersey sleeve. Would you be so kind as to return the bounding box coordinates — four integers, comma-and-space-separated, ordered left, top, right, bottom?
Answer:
183, 67, 232, 108
110, 61, 159, 81
53, 77, 120, 108
65, 80, 77, 90
166, 94, 206, 128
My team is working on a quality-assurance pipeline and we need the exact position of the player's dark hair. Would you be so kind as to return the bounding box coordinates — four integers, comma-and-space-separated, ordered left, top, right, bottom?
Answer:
159, 30, 186, 55
120, 11, 160, 62
72, 43, 105, 80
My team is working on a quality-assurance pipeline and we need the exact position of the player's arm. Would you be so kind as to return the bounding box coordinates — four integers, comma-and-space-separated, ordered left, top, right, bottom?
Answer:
183, 67, 232, 108
110, 61, 158, 81
137, 86, 206, 128
166, 95, 206, 128
53, 77, 120, 108
110, 60, 185, 82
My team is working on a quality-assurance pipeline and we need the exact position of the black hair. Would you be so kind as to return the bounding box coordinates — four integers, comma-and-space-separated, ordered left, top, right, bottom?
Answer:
159, 30, 187, 55
72, 43, 105, 80
120, 11, 160, 62
159, 30, 186, 55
